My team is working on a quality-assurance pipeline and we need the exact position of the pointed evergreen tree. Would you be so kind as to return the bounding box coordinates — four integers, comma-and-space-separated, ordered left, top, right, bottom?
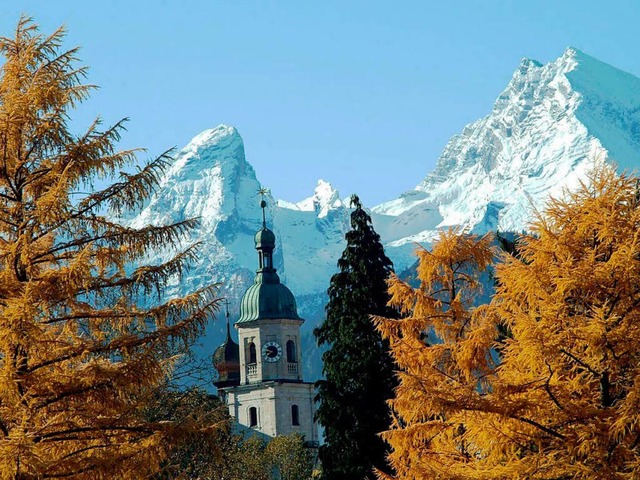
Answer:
314, 194, 398, 480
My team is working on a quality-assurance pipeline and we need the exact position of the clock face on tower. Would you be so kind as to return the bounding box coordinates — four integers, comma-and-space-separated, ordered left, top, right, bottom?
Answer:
261, 341, 283, 363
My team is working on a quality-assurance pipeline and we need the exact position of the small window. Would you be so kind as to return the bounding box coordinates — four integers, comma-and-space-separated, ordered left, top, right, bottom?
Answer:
249, 342, 257, 364
291, 404, 300, 426
249, 407, 258, 427
286, 340, 297, 363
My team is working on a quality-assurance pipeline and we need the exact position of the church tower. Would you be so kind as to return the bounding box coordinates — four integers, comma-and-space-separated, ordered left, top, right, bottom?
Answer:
216, 198, 318, 444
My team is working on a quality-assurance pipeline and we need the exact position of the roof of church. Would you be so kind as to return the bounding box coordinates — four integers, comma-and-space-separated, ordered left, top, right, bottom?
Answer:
254, 226, 275, 249
238, 279, 301, 323
236, 198, 303, 324
213, 305, 240, 388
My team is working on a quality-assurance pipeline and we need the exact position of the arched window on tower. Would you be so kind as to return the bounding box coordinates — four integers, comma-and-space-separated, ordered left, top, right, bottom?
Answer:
286, 340, 297, 363
291, 404, 300, 426
249, 406, 258, 427
248, 342, 257, 364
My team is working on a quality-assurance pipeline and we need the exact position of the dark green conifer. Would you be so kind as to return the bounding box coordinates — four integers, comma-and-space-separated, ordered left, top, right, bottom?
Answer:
314, 194, 398, 480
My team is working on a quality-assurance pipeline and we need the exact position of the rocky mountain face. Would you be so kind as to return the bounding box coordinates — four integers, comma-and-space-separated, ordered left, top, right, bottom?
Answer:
127, 125, 353, 377
128, 48, 640, 381
373, 48, 640, 253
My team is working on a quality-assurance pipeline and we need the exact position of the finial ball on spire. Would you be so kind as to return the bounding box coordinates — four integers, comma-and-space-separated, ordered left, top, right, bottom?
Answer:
257, 188, 270, 229
254, 188, 275, 249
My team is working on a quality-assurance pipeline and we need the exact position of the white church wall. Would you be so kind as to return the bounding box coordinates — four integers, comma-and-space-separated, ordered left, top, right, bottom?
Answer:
223, 382, 318, 442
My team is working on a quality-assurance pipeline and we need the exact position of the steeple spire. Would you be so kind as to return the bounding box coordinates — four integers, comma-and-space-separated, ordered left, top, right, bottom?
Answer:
237, 189, 302, 324
258, 188, 268, 229
224, 298, 231, 341
254, 188, 277, 277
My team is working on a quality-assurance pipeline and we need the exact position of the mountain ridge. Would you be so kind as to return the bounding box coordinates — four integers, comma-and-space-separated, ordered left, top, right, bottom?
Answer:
372, 47, 640, 249
128, 47, 640, 380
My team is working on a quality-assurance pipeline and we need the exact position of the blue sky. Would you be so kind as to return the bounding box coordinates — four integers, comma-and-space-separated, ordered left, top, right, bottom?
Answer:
1, 1, 638, 206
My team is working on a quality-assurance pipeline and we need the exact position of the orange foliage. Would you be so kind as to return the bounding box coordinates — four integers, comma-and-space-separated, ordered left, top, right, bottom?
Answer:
377, 167, 640, 479
374, 230, 498, 479
0, 18, 219, 479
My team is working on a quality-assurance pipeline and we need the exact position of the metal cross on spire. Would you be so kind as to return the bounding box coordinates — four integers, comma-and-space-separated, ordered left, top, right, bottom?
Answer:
258, 187, 269, 228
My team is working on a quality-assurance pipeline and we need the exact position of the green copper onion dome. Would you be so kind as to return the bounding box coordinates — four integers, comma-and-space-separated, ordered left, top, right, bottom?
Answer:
238, 279, 301, 322
237, 196, 303, 324
254, 227, 276, 249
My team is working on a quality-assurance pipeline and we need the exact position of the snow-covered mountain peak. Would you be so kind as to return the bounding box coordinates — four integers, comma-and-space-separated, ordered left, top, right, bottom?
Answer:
278, 179, 345, 218
515, 56, 543, 74
490, 47, 633, 119
557, 46, 580, 67
165, 125, 246, 184
129, 123, 352, 301
184, 124, 239, 152
373, 48, 640, 247
127, 50, 640, 382
310, 179, 344, 218
130, 123, 263, 237
516, 46, 591, 77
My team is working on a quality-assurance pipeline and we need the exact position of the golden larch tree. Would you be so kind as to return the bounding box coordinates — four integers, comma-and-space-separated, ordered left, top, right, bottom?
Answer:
377, 167, 640, 479
485, 167, 640, 478
374, 230, 498, 479
0, 18, 219, 479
